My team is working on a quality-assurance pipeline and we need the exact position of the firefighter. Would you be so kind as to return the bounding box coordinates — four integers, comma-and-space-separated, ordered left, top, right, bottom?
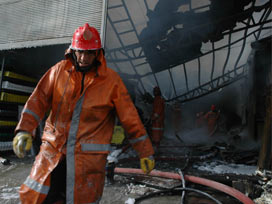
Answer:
151, 86, 165, 149
204, 104, 220, 136
12, 23, 155, 204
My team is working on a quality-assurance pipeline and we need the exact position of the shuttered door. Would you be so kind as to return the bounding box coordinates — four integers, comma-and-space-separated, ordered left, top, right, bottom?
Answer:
0, 0, 107, 50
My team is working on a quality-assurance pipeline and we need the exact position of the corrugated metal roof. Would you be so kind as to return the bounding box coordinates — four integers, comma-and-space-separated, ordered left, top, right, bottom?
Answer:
0, 0, 107, 50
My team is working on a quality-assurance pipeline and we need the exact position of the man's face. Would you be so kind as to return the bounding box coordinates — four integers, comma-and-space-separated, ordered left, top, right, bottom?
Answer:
75, 50, 97, 67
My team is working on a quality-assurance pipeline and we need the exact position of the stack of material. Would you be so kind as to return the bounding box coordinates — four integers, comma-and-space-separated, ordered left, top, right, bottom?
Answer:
0, 70, 37, 151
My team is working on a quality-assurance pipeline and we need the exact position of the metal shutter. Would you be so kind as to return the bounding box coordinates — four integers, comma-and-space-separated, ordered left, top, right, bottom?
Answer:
0, 0, 107, 50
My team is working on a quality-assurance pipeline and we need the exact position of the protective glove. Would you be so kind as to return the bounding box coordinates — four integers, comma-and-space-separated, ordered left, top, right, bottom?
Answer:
13, 131, 32, 158
140, 155, 155, 174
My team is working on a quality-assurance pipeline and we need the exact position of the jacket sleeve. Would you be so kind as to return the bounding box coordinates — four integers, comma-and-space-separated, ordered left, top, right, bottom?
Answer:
15, 65, 58, 136
112, 75, 154, 158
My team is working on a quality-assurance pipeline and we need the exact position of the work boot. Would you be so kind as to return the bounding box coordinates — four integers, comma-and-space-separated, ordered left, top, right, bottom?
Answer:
105, 162, 116, 185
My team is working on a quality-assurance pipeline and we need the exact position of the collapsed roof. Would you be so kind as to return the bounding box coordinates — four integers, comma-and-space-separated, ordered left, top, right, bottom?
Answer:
104, 0, 271, 102
0, 0, 270, 103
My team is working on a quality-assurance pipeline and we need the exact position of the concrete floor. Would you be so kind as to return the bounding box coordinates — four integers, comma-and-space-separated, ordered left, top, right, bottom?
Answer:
0, 154, 183, 204
0, 155, 32, 204
1, 151, 270, 204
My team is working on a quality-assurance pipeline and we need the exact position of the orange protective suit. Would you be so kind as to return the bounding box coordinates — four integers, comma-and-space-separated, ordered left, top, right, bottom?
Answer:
204, 110, 220, 135
151, 95, 165, 146
15, 51, 154, 203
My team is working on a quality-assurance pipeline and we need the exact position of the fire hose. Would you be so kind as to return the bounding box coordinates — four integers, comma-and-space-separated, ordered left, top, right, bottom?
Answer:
115, 168, 255, 204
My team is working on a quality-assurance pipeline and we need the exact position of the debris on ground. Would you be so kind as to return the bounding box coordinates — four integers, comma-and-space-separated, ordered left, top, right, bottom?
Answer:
1, 141, 271, 203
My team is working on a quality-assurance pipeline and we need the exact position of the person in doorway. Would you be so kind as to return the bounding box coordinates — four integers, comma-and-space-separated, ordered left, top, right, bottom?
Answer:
204, 104, 220, 136
151, 86, 165, 150
12, 23, 155, 204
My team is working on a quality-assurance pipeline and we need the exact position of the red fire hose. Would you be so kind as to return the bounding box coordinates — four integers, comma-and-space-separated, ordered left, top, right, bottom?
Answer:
114, 168, 255, 204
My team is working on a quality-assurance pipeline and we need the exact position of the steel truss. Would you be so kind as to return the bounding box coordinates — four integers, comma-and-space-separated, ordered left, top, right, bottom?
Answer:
106, 0, 272, 102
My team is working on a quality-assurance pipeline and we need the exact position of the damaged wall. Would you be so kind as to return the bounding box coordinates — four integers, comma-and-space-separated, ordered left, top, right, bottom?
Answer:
249, 36, 272, 170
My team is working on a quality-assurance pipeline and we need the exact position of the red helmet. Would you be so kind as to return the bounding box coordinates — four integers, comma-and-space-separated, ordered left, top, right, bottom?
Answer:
211, 104, 216, 111
70, 23, 102, 50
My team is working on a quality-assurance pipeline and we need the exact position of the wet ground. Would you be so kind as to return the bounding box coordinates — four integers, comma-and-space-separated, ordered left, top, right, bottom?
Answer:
0, 147, 271, 204
0, 154, 33, 204
0, 153, 183, 204
0, 155, 185, 204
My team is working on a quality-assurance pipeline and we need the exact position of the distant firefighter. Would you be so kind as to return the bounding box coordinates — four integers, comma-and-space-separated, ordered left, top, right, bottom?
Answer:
204, 104, 220, 136
151, 86, 165, 149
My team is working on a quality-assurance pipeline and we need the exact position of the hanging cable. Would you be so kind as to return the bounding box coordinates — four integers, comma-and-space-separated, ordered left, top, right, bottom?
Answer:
178, 169, 185, 204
